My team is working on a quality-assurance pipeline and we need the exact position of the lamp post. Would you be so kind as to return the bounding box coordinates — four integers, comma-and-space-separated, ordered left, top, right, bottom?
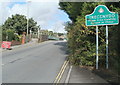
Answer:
30, 29, 32, 40
38, 28, 40, 39
26, 0, 31, 42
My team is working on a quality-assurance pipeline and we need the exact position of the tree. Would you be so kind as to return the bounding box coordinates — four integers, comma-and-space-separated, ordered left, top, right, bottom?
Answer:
48, 31, 54, 36
2, 14, 40, 41
28, 18, 39, 33
59, 2, 84, 22
2, 14, 39, 35
6, 29, 15, 41
58, 33, 64, 36
0, 25, 2, 41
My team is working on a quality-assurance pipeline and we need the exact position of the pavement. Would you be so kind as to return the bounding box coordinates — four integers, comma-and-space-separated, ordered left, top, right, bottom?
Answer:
0, 38, 38, 52
66, 65, 110, 84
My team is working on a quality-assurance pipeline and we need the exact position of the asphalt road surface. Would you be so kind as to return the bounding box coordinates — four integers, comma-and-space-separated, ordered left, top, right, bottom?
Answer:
2, 41, 68, 83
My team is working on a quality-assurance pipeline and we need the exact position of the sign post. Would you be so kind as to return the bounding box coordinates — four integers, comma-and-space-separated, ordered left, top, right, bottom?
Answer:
106, 25, 108, 69
96, 26, 99, 69
85, 5, 119, 69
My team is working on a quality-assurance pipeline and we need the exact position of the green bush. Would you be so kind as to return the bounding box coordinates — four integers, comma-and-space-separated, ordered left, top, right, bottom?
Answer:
0, 26, 2, 41
14, 33, 20, 41
6, 29, 15, 41
2, 30, 7, 41
2, 29, 20, 41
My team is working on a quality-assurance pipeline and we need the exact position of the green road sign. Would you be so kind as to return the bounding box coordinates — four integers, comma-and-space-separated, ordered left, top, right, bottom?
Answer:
85, 5, 119, 26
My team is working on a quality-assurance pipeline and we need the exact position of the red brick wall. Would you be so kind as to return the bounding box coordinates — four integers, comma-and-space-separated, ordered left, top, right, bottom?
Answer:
11, 40, 21, 46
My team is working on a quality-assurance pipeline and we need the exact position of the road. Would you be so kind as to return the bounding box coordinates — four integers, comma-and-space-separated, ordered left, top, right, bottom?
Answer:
2, 41, 68, 83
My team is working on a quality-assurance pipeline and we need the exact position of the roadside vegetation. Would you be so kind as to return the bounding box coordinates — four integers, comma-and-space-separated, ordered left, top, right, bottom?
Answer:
59, 2, 120, 83
0, 25, 2, 42
1, 14, 39, 42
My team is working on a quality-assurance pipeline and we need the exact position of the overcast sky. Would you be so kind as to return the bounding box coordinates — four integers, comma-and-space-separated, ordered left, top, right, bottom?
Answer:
0, 0, 71, 33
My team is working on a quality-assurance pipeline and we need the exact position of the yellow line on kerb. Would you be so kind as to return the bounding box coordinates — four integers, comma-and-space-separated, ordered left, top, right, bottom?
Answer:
53, 60, 69, 85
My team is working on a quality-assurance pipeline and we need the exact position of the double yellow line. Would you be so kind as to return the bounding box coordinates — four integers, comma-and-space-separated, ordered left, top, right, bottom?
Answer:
53, 60, 69, 85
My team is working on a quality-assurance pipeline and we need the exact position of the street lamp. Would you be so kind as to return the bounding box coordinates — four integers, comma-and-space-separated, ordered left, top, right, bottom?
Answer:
30, 29, 32, 40
26, 0, 31, 41
38, 28, 40, 39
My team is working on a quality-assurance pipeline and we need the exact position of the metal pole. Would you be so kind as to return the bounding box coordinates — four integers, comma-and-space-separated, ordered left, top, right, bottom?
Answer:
0, 2, 3, 85
106, 25, 108, 69
38, 28, 40, 39
96, 26, 99, 69
27, 1, 29, 37
30, 29, 32, 40
0, 2, 3, 25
